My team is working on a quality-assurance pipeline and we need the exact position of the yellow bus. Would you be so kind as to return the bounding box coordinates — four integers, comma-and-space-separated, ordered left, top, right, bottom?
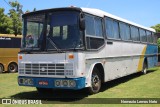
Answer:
0, 34, 21, 73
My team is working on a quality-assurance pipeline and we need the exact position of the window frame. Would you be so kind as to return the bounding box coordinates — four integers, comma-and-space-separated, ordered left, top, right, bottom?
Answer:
85, 14, 104, 39
84, 13, 105, 51
146, 30, 153, 44
119, 21, 132, 41
152, 32, 157, 45
85, 14, 157, 50
139, 28, 147, 43
130, 25, 140, 42
105, 16, 121, 41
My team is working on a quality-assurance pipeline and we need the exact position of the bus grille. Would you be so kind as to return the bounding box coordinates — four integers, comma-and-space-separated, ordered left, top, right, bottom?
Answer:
18, 63, 73, 76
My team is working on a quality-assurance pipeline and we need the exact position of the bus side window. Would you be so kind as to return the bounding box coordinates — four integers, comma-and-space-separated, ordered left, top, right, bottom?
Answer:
105, 17, 113, 38
85, 14, 104, 50
85, 15, 95, 36
95, 17, 103, 37
130, 26, 140, 41
146, 31, 152, 43
139, 29, 147, 42
105, 17, 120, 39
153, 32, 157, 44
119, 22, 131, 41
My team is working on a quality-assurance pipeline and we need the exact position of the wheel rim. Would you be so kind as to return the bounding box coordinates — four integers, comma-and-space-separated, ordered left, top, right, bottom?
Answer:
9, 64, 17, 72
91, 74, 100, 91
10, 65, 15, 71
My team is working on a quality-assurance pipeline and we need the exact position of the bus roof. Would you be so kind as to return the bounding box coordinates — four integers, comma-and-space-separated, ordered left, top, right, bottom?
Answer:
22, 7, 155, 32
81, 8, 155, 32
0, 34, 22, 38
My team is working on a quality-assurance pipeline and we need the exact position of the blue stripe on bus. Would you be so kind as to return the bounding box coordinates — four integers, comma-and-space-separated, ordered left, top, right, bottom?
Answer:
18, 76, 86, 90
145, 44, 158, 68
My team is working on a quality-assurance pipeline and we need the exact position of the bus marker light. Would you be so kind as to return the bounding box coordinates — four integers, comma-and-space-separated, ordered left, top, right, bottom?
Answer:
19, 55, 22, 60
69, 54, 74, 59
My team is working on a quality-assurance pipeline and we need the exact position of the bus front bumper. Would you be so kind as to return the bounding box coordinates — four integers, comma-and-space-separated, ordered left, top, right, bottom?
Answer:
18, 76, 86, 90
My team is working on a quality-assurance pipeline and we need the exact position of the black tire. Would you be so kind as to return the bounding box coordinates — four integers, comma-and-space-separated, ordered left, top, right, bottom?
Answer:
8, 63, 18, 73
142, 62, 147, 74
88, 67, 101, 94
36, 87, 53, 94
0, 64, 4, 73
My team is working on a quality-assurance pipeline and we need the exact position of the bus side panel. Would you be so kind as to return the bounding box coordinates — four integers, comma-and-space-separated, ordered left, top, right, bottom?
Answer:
85, 41, 146, 83
103, 42, 146, 82
0, 36, 21, 72
0, 48, 19, 71
145, 44, 158, 68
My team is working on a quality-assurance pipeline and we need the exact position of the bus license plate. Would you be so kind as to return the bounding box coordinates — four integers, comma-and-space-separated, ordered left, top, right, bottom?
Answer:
38, 81, 48, 86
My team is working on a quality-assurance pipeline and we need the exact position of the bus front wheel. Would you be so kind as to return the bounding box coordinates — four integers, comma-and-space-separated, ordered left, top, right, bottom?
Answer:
8, 63, 18, 73
88, 67, 101, 94
0, 64, 4, 73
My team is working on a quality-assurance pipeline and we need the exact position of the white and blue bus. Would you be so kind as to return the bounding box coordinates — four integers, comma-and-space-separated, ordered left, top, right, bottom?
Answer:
18, 7, 158, 94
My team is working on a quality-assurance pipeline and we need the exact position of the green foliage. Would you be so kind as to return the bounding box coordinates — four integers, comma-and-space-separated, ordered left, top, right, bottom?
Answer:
0, 8, 13, 34
8, 1, 22, 36
157, 38, 160, 46
151, 24, 160, 53
25, 10, 30, 13
151, 24, 160, 33
157, 38, 160, 52
0, 1, 23, 36
0, 1, 38, 35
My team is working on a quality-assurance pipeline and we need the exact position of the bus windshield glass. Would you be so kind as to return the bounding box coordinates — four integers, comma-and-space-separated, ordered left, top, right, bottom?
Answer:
22, 14, 45, 49
47, 11, 81, 50
22, 11, 82, 51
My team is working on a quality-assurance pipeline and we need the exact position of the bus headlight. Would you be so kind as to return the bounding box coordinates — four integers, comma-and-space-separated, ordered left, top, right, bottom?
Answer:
28, 79, 33, 85
55, 80, 61, 87
54, 80, 76, 87
24, 79, 28, 84
69, 80, 76, 87
18, 78, 24, 84
62, 80, 68, 87
18, 78, 33, 85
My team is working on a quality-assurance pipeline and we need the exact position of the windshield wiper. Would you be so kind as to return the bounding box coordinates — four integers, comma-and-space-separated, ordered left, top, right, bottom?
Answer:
46, 37, 63, 53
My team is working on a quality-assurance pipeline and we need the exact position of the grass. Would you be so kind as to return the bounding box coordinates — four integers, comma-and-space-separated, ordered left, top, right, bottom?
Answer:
0, 67, 160, 107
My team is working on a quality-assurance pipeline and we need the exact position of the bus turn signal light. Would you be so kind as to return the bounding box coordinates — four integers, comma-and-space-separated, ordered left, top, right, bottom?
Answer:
19, 55, 22, 60
69, 54, 74, 59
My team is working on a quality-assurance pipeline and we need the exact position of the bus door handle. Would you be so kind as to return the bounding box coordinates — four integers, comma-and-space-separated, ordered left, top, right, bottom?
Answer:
107, 41, 113, 45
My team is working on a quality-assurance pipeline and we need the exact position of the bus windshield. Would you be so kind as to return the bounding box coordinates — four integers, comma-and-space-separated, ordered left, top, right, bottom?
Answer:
22, 14, 45, 49
22, 11, 83, 51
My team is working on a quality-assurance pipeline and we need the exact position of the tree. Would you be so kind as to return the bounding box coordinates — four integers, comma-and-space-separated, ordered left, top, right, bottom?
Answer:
8, 1, 22, 36
0, 8, 13, 34
151, 24, 160, 33
33, 8, 36, 12
25, 10, 30, 13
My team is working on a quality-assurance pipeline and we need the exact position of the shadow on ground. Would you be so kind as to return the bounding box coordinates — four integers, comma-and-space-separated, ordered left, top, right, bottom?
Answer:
9, 70, 156, 102
100, 69, 156, 92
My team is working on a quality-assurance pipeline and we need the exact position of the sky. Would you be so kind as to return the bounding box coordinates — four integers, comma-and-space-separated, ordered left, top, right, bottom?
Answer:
0, 0, 160, 27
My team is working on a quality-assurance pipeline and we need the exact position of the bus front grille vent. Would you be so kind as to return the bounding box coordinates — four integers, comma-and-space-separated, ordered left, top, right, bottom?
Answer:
18, 63, 73, 76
